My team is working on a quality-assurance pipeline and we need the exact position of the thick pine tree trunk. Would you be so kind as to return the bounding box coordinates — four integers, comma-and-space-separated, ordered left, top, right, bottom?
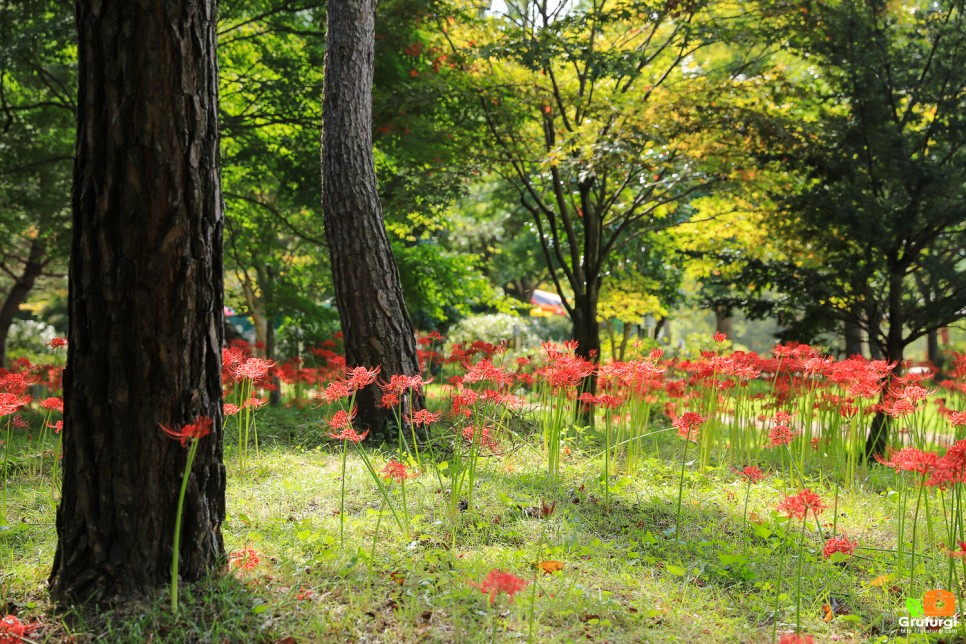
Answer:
0, 237, 47, 367
50, 0, 225, 604
321, 0, 423, 441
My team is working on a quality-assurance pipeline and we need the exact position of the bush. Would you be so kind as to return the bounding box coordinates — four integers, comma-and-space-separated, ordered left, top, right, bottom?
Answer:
445, 313, 571, 352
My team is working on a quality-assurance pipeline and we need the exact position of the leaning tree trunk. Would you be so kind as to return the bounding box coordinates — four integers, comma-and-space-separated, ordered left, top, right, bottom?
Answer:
321, 0, 423, 441
0, 237, 47, 368
50, 0, 225, 604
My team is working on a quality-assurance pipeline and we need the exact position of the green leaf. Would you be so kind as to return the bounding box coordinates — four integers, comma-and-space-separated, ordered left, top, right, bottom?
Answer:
665, 564, 687, 577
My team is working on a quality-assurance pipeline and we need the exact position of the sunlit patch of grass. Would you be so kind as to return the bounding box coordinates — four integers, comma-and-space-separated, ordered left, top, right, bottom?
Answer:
1, 410, 963, 642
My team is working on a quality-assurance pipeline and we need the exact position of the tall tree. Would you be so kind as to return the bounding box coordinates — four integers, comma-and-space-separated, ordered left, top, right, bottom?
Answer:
0, 0, 74, 365
750, 0, 966, 456
50, 0, 225, 603
322, 0, 423, 438
447, 0, 761, 392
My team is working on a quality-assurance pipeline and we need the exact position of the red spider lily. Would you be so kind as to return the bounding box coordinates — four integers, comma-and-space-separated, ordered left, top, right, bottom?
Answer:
244, 396, 268, 410
344, 365, 381, 391
327, 408, 356, 431
823, 536, 857, 559
451, 389, 479, 418
49, 336, 68, 349
328, 426, 368, 443
880, 397, 916, 417
927, 439, 966, 488
408, 409, 441, 426
12, 415, 27, 429
160, 416, 213, 447
949, 411, 966, 428
713, 332, 727, 343
40, 397, 63, 413
0, 372, 36, 394
777, 489, 826, 520
380, 373, 431, 396
462, 425, 500, 452
463, 358, 513, 387
874, 447, 938, 474
673, 411, 705, 443
232, 357, 276, 382
577, 393, 623, 409
0, 614, 36, 642
778, 635, 814, 644
223, 403, 240, 416
379, 392, 400, 409
472, 569, 528, 604
319, 380, 351, 404
381, 459, 416, 482
768, 423, 800, 448
227, 548, 260, 571
739, 466, 764, 484
947, 541, 966, 559
47, 420, 63, 434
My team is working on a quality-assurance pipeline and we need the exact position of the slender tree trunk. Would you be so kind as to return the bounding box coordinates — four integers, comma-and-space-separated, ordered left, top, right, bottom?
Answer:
322, 0, 422, 441
0, 237, 47, 367
714, 305, 733, 339
866, 270, 904, 459
843, 319, 863, 357
927, 329, 944, 373
50, 0, 225, 604
571, 289, 600, 425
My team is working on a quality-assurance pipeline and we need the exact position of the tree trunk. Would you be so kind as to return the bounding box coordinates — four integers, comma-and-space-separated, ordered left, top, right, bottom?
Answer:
321, 0, 422, 441
0, 237, 47, 367
714, 305, 733, 339
571, 290, 600, 425
843, 319, 863, 358
865, 270, 904, 459
927, 329, 944, 373
50, 0, 225, 604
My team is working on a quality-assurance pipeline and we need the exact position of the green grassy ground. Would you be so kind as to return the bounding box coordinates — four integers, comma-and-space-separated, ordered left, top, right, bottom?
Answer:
0, 406, 959, 642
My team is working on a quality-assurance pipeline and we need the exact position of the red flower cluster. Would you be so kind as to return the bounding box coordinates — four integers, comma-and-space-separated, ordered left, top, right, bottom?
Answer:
822, 536, 857, 559
739, 466, 764, 484
777, 489, 825, 520
473, 569, 528, 604
409, 409, 441, 426
0, 614, 36, 643
672, 411, 706, 443
228, 548, 260, 571
381, 459, 416, 482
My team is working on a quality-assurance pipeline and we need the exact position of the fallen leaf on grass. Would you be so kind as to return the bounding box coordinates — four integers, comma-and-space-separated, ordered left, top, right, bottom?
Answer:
388, 571, 406, 586
536, 560, 564, 574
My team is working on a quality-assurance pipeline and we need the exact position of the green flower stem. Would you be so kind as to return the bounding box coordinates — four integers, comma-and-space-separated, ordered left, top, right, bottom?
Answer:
674, 438, 691, 540
171, 436, 201, 615
772, 520, 789, 644
339, 439, 348, 547
794, 514, 808, 633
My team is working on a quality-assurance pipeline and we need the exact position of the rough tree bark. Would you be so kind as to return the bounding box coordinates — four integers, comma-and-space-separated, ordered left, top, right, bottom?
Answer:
49, 0, 225, 604
0, 237, 48, 367
321, 0, 423, 440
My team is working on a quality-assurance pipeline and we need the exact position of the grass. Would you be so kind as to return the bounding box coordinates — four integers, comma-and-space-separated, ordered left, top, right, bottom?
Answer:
1, 403, 959, 642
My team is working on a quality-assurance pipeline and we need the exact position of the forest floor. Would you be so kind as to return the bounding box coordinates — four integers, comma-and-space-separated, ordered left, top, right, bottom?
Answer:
0, 405, 956, 643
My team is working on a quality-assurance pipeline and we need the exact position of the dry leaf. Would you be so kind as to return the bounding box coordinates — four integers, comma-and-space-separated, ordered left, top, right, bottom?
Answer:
537, 560, 564, 574
389, 571, 406, 586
